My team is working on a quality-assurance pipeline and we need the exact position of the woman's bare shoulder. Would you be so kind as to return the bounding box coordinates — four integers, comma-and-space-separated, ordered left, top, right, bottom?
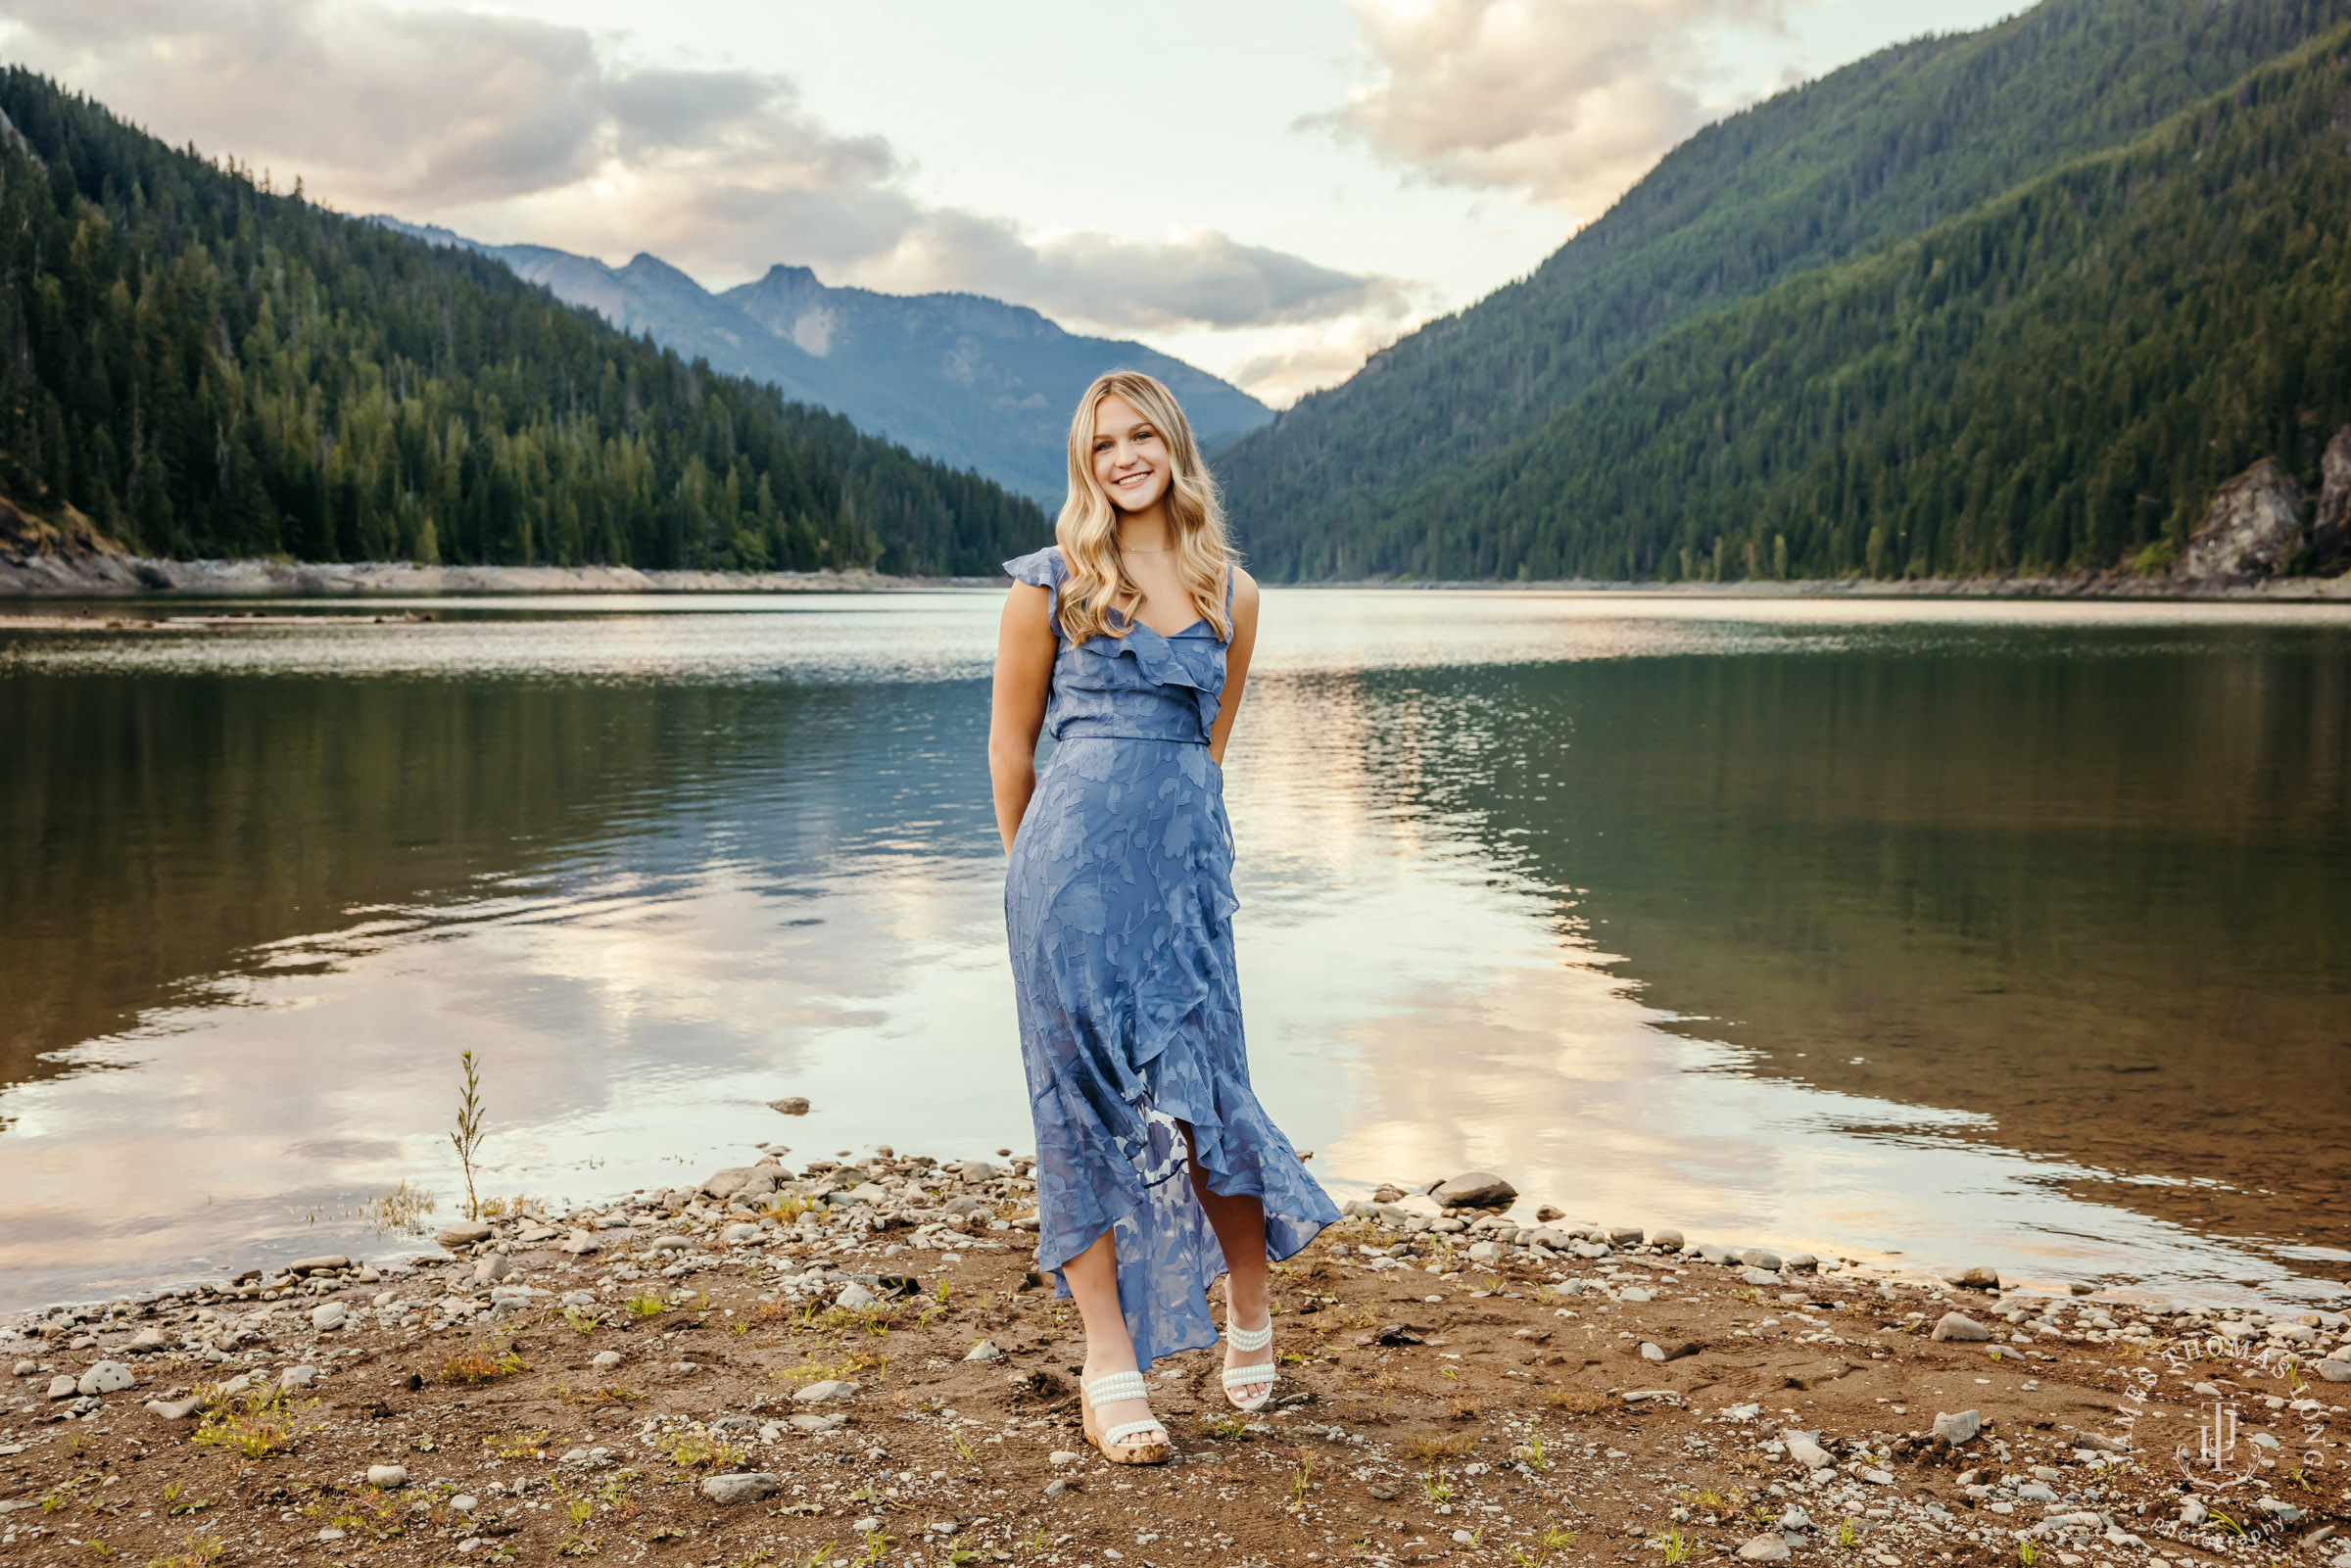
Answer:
1229, 563, 1261, 607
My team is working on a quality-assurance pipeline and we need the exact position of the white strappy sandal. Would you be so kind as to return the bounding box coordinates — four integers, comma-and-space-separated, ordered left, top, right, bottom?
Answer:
1222, 1317, 1277, 1412
1080, 1370, 1171, 1465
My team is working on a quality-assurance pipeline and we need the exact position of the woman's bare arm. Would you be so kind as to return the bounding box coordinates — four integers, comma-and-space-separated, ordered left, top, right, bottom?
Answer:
989, 583, 1058, 854
1206, 568, 1260, 768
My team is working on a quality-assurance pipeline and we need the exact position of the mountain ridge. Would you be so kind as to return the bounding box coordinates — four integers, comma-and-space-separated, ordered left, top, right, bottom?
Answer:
1220, 0, 2351, 580
372, 217, 1271, 502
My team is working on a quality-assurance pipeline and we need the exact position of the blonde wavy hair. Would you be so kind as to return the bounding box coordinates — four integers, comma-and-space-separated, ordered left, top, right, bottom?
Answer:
1052, 370, 1234, 644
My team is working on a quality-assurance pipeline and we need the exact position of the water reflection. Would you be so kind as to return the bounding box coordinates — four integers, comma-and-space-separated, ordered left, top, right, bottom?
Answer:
1, 594, 2345, 1310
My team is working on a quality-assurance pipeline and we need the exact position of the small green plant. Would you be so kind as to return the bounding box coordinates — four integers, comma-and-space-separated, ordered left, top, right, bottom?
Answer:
625, 1294, 668, 1319
440, 1349, 528, 1385
562, 1306, 602, 1335
657, 1428, 748, 1471
1287, 1453, 1316, 1513
1203, 1410, 1251, 1442
359, 1180, 438, 1234
2016, 1539, 2039, 1567
192, 1382, 307, 1459
1423, 1462, 1454, 1506
1661, 1529, 1692, 1566
450, 1049, 489, 1221
952, 1429, 976, 1464
2204, 1510, 2244, 1537
1835, 1518, 1859, 1550
859, 1530, 890, 1563
1541, 1525, 1579, 1553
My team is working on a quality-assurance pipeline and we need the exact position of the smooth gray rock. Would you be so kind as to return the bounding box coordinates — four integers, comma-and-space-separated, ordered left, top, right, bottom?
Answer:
437, 1221, 493, 1248
1933, 1312, 1992, 1343
699, 1167, 756, 1201
835, 1282, 878, 1311
77, 1361, 134, 1396
128, 1326, 168, 1351
1932, 1408, 1982, 1447
286, 1255, 350, 1275
560, 1231, 602, 1255
1778, 1506, 1813, 1533
964, 1340, 1004, 1362
1742, 1267, 1781, 1286
2014, 1483, 2058, 1503
367, 1465, 408, 1490
1647, 1228, 1685, 1252
1466, 1241, 1504, 1262
145, 1396, 204, 1420
1433, 1171, 1517, 1210
1780, 1253, 1818, 1272
280, 1365, 317, 1389
1737, 1535, 1793, 1562
310, 1303, 348, 1331
1948, 1265, 2000, 1290
700, 1471, 783, 1504
959, 1161, 1002, 1184
792, 1379, 856, 1403
1606, 1225, 1644, 1246
2313, 1355, 2351, 1383
1739, 1248, 1783, 1271
1781, 1431, 1833, 1471
720, 1223, 763, 1244
648, 1234, 692, 1253
790, 1412, 848, 1433
473, 1254, 514, 1285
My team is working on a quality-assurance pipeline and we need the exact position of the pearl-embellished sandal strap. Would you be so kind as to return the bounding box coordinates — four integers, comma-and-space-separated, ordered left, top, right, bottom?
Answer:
1102, 1419, 1166, 1447
1084, 1371, 1147, 1407
1222, 1364, 1278, 1390
1224, 1319, 1273, 1352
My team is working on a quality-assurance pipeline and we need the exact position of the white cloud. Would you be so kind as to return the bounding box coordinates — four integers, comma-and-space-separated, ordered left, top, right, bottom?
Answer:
0, 0, 1403, 340
1311, 0, 1787, 214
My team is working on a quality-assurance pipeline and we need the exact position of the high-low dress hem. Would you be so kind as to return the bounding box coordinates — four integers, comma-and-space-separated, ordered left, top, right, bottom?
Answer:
1003, 546, 1337, 1368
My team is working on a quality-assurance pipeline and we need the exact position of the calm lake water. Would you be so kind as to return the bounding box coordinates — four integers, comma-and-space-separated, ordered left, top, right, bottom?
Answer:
3, 592, 2347, 1311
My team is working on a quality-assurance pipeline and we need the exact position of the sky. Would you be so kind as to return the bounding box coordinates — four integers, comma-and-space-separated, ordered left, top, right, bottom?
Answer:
0, 0, 2025, 404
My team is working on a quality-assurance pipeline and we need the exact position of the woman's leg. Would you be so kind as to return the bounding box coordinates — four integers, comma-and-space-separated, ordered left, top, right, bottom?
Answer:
1179, 1125, 1274, 1402
1059, 1228, 1166, 1446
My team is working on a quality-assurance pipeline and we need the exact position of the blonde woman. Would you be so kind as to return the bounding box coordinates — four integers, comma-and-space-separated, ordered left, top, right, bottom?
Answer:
990, 370, 1337, 1464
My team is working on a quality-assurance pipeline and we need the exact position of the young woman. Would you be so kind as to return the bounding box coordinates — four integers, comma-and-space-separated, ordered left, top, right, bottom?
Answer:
989, 370, 1337, 1464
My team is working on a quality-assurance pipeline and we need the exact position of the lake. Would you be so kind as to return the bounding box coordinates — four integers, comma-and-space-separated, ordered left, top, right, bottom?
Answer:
3, 591, 2347, 1312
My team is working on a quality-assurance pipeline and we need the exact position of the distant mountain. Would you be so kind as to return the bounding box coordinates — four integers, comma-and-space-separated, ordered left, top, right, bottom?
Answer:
373, 220, 1271, 503
1218, 0, 2351, 581
0, 71, 1043, 576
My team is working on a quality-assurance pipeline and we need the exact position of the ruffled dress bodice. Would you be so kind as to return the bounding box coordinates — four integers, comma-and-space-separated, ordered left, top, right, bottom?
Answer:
1002, 546, 1226, 746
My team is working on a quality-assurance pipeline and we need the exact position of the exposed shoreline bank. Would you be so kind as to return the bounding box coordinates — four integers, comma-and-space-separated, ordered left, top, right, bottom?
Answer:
4, 1148, 2345, 1568
4, 550, 2349, 601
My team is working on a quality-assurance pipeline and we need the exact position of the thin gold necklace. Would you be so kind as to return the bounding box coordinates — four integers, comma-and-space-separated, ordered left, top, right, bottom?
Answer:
1121, 544, 1175, 554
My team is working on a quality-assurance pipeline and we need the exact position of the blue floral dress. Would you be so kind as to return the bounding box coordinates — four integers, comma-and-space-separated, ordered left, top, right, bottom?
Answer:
1002, 546, 1337, 1367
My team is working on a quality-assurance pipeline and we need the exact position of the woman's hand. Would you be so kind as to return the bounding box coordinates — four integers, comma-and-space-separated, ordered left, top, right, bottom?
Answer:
989, 582, 1057, 854
1207, 568, 1260, 768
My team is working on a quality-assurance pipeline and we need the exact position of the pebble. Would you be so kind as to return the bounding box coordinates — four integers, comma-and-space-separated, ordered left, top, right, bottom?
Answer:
12, 1359, 36, 1377
1740, 1249, 1784, 1270
700, 1473, 781, 1504
1742, 1268, 1782, 1286
76, 1360, 134, 1396
473, 1254, 514, 1285
768, 1097, 811, 1116
560, 1232, 602, 1255
368, 1465, 408, 1490
450, 1495, 478, 1512
790, 1413, 847, 1433
287, 1255, 350, 1275
1933, 1408, 1982, 1447
1781, 1431, 1833, 1470
1048, 1450, 1080, 1466
959, 1161, 1002, 1184
1640, 1342, 1666, 1361
720, 1223, 763, 1244
1467, 1241, 1504, 1262
280, 1365, 318, 1389
835, 1282, 878, 1310
964, 1339, 1004, 1362
311, 1303, 347, 1331
437, 1222, 493, 1248
792, 1379, 857, 1403
1648, 1228, 1685, 1251
128, 1325, 168, 1351
591, 1350, 623, 1370
1738, 1535, 1793, 1561
1933, 1312, 1992, 1342
145, 1396, 204, 1420
648, 1235, 693, 1253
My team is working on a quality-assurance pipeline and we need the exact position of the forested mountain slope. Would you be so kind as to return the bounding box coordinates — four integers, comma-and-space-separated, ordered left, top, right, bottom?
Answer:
0, 71, 1043, 576
1324, 25, 2351, 581
1221, 0, 2351, 580
369, 225, 1270, 505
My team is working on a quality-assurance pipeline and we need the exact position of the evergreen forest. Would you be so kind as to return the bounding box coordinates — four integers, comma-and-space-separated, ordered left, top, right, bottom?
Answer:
1219, 0, 2351, 581
0, 71, 1044, 575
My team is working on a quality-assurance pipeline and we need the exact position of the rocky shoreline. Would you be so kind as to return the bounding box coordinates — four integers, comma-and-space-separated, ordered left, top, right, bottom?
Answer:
5, 1152, 2346, 1568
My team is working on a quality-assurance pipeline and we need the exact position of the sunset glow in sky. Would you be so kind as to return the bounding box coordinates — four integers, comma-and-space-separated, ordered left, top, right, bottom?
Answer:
4, 0, 2023, 402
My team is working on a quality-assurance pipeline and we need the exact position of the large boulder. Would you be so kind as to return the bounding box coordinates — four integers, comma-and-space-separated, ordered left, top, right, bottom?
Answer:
1432, 1171, 1517, 1210
2179, 457, 2306, 580
2314, 425, 2351, 565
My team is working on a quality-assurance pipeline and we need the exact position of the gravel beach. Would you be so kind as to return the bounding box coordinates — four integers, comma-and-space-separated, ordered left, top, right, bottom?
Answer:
5, 1152, 2346, 1568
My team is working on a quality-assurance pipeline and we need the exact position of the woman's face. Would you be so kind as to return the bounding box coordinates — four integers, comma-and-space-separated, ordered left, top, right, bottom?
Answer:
1090, 393, 1173, 514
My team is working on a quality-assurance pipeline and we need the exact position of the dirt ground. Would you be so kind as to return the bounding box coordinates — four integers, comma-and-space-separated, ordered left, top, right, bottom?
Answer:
5, 1154, 2347, 1568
